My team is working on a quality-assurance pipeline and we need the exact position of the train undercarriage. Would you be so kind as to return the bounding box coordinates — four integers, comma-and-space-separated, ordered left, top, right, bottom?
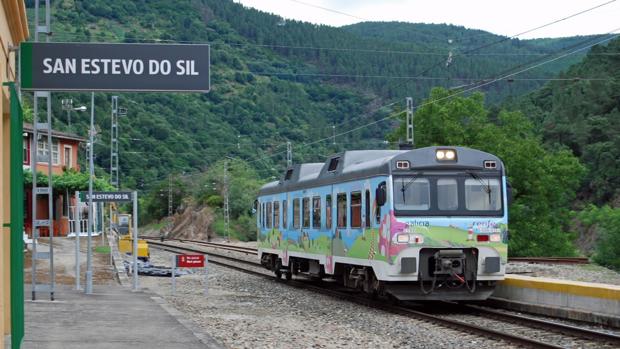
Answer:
260, 248, 498, 301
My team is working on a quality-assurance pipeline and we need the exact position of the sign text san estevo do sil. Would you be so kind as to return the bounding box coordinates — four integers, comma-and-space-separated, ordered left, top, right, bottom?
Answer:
20, 42, 210, 92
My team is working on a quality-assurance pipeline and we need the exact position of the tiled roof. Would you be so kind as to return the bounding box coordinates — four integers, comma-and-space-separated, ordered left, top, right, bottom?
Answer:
23, 123, 86, 142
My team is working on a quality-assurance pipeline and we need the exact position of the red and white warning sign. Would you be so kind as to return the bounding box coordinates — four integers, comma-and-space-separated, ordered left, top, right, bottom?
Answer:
176, 254, 205, 268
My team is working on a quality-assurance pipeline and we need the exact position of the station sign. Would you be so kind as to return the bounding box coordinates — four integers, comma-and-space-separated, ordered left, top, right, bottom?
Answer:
176, 254, 205, 268
20, 42, 210, 92
80, 191, 133, 202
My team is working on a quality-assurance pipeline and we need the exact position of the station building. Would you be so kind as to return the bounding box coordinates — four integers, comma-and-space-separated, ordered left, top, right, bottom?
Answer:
1, 1, 29, 348
22, 123, 85, 237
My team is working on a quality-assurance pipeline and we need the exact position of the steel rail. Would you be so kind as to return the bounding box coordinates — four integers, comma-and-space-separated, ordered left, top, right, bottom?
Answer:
508, 257, 589, 264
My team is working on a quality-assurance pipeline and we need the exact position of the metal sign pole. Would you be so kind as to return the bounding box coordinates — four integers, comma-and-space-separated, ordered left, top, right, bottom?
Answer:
204, 255, 208, 297
132, 191, 139, 291
75, 191, 81, 290
85, 92, 95, 295
171, 255, 176, 296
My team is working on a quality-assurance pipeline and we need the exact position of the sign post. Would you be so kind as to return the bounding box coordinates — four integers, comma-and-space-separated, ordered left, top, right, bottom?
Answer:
171, 255, 176, 296
20, 42, 210, 92
171, 254, 207, 296
133, 191, 139, 291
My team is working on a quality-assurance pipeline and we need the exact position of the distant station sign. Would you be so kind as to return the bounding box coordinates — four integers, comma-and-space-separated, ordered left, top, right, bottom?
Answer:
20, 42, 210, 92
80, 191, 133, 202
176, 254, 205, 268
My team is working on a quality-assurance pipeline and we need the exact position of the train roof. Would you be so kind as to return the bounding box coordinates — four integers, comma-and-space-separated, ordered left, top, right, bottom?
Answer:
259, 146, 504, 196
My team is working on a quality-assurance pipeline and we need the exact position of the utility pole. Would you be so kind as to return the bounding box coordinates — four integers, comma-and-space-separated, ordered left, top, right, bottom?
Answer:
406, 97, 414, 147
31, 0, 54, 301
110, 96, 119, 189
168, 175, 173, 218
223, 161, 230, 242
286, 141, 292, 167
332, 125, 336, 146
86, 92, 95, 295
62, 98, 73, 126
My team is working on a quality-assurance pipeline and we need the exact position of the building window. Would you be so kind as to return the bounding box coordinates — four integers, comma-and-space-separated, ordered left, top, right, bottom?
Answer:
64, 145, 73, 168
23, 138, 30, 164
37, 136, 59, 165
282, 200, 287, 229
293, 198, 300, 229
312, 196, 321, 228
326, 195, 332, 229
351, 191, 362, 228
302, 197, 310, 228
337, 193, 347, 228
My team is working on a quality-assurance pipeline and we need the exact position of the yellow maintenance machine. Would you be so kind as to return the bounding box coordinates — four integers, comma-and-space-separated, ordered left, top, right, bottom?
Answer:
112, 211, 150, 261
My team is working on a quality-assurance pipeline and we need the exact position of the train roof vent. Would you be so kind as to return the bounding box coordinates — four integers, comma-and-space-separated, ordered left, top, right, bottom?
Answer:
284, 169, 293, 180
328, 157, 340, 172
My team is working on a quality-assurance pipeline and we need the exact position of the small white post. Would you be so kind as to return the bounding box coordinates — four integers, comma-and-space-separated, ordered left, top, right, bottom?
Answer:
204, 255, 208, 297
171, 254, 176, 296
132, 191, 139, 291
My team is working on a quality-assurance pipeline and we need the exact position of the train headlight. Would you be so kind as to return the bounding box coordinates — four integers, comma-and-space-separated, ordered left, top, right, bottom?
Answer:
396, 234, 409, 243
490, 234, 501, 242
436, 149, 457, 161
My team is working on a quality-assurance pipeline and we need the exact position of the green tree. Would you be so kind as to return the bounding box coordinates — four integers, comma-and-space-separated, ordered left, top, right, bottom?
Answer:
389, 88, 585, 256
579, 206, 620, 270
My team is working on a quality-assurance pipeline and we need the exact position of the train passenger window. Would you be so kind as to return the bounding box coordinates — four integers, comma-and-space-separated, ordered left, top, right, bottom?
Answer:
326, 195, 332, 229
293, 198, 300, 229
465, 178, 501, 211
312, 196, 321, 228
365, 190, 371, 228
274, 201, 280, 229
283, 200, 288, 229
303, 198, 310, 228
437, 178, 458, 210
394, 177, 430, 211
266, 202, 272, 228
261, 203, 265, 228
350, 192, 362, 228
337, 193, 347, 228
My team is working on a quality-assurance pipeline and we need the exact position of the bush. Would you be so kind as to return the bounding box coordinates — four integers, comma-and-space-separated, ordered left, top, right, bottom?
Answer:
579, 205, 620, 270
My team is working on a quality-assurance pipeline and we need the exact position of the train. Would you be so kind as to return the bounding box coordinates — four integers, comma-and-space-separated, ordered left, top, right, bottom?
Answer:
256, 146, 509, 300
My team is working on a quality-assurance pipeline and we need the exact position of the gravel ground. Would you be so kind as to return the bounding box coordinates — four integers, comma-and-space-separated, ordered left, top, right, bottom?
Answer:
141, 248, 514, 349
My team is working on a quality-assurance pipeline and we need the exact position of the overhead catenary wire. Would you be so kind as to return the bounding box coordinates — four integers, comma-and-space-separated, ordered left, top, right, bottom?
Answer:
245, 29, 620, 166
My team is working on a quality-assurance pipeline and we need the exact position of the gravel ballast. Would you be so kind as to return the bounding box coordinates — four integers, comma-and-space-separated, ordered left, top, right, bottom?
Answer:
141, 249, 511, 349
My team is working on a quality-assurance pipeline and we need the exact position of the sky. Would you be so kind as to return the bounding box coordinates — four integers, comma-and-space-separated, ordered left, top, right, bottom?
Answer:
234, 0, 620, 39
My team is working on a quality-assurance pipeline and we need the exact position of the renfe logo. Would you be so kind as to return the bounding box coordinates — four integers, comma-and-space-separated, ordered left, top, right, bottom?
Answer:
176, 254, 205, 268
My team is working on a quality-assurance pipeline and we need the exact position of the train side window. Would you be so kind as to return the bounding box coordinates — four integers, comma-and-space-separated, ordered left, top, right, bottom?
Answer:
337, 193, 347, 228
365, 189, 371, 228
312, 196, 321, 228
351, 191, 362, 228
293, 198, 300, 229
261, 203, 265, 228
258, 202, 262, 228
266, 202, 272, 229
283, 199, 288, 229
303, 197, 310, 228
326, 195, 332, 229
274, 201, 280, 229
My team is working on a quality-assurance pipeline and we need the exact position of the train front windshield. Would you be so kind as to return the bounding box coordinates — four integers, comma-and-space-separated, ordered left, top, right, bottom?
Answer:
393, 173, 503, 216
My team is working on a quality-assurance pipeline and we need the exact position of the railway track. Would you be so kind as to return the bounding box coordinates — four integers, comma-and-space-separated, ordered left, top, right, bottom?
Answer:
148, 239, 620, 349
143, 237, 590, 265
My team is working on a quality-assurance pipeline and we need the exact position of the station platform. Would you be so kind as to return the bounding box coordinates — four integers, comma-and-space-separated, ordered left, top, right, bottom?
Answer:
21, 285, 222, 349
494, 274, 620, 326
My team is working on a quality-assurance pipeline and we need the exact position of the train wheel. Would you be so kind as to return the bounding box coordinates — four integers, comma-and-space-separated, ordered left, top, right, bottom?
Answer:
274, 259, 283, 279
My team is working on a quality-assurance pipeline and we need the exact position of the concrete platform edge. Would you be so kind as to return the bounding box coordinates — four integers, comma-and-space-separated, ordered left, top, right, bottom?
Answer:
488, 296, 620, 328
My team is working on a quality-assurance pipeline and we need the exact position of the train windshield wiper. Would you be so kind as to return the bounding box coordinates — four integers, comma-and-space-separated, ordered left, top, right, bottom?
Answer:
400, 173, 423, 203
467, 171, 492, 203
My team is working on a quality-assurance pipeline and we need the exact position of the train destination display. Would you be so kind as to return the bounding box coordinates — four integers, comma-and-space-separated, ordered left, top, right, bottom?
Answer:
20, 42, 210, 92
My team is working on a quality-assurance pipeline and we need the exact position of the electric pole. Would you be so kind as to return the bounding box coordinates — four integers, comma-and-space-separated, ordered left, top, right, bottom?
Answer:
223, 161, 230, 242
286, 141, 292, 167
110, 96, 119, 189
406, 97, 414, 147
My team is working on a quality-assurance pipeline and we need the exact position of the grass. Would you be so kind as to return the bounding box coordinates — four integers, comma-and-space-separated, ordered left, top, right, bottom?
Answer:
94, 246, 111, 254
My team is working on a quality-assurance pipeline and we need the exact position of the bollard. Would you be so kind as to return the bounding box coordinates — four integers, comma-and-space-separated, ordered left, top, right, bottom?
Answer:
171, 254, 176, 296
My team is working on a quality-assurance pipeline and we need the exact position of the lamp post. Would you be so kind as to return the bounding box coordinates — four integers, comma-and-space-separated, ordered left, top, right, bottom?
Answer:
61, 98, 87, 127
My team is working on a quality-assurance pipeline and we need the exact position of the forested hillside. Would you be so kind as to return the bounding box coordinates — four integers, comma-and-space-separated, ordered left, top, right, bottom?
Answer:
22, 0, 614, 249
521, 38, 620, 204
